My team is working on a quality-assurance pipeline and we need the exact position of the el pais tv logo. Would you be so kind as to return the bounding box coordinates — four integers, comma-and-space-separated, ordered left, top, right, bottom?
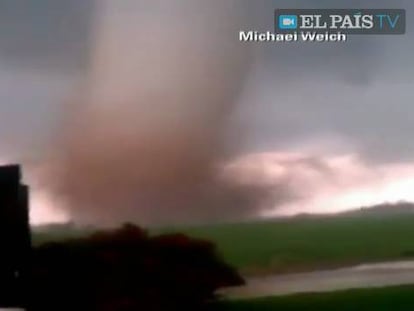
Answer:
275, 9, 406, 34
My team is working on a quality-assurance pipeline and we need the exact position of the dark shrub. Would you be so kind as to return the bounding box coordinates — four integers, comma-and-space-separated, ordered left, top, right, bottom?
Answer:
29, 224, 243, 311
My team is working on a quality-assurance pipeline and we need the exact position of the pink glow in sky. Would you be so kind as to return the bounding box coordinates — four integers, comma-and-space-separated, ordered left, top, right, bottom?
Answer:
226, 152, 414, 218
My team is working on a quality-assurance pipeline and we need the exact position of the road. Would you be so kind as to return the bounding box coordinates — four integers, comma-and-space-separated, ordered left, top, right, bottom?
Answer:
220, 260, 414, 299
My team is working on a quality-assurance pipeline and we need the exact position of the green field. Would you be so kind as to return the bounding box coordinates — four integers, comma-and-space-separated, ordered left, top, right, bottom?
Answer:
158, 214, 414, 275
217, 285, 414, 311
32, 213, 414, 275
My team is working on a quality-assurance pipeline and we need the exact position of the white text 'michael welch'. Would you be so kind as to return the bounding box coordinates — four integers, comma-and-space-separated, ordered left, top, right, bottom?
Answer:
239, 31, 347, 42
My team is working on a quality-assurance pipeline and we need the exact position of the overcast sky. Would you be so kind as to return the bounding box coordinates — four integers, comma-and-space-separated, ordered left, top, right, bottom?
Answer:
0, 0, 93, 160
235, 0, 414, 163
0, 0, 413, 224
1, 0, 412, 161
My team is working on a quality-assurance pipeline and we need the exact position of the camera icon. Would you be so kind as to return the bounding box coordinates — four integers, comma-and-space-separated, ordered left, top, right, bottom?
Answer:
278, 15, 298, 29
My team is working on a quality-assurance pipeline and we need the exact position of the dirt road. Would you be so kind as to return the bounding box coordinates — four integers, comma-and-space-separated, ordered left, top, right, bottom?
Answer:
220, 260, 414, 299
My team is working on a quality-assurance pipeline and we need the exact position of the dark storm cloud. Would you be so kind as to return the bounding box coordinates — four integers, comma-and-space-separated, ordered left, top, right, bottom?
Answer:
0, 0, 94, 160
0, 0, 94, 73
237, 0, 414, 163
254, 0, 409, 85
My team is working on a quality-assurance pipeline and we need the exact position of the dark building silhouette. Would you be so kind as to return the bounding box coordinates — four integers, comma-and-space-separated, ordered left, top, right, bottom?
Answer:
0, 165, 31, 308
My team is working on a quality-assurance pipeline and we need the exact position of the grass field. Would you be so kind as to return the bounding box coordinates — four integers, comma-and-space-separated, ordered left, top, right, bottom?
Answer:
157, 214, 414, 275
217, 285, 414, 311
32, 213, 414, 275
